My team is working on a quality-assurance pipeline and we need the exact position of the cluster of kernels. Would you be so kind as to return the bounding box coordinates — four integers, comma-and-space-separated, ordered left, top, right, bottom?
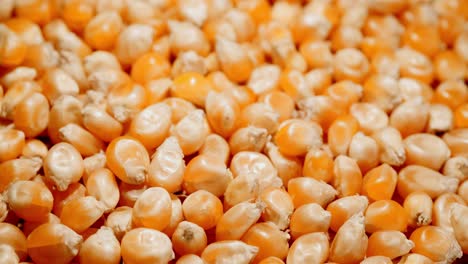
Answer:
0, 0, 468, 264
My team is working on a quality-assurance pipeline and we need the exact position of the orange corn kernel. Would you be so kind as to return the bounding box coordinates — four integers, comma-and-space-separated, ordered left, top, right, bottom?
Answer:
78, 227, 121, 264
303, 146, 334, 183
84, 11, 122, 50
328, 115, 360, 156
259, 187, 294, 230
131, 52, 171, 85
0, 157, 42, 192
329, 213, 367, 264
361, 164, 398, 202
172, 221, 207, 256
85, 168, 119, 213
365, 200, 408, 233
401, 24, 440, 57
44, 142, 84, 191
241, 222, 290, 263
183, 153, 232, 197
0, 128, 25, 162
182, 190, 223, 230
275, 119, 323, 157
290, 203, 331, 240
333, 155, 363, 198
60, 196, 105, 233
327, 195, 369, 233
0, 223, 27, 261
132, 187, 172, 231
288, 177, 337, 208
366, 231, 414, 259
121, 228, 174, 264
27, 223, 83, 264
128, 103, 172, 150
216, 201, 263, 241
397, 165, 459, 199
432, 193, 466, 232
4, 180, 53, 222
106, 136, 150, 185
201, 240, 258, 264
62, 0, 95, 33
410, 226, 463, 263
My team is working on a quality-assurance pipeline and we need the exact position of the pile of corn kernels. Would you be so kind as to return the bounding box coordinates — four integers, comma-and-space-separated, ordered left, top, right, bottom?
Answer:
0, 0, 467, 263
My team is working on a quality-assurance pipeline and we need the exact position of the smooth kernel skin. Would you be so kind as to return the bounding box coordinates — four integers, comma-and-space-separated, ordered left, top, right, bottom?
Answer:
333, 155, 363, 198
365, 200, 408, 233
121, 228, 175, 264
131, 52, 171, 85
229, 126, 269, 155
170, 72, 213, 107
259, 256, 285, 264
170, 109, 211, 155
397, 165, 459, 199
105, 206, 133, 241
361, 164, 398, 202
82, 105, 123, 143
241, 222, 290, 263
0, 244, 20, 264
443, 129, 468, 157
459, 181, 468, 203
360, 256, 392, 264
288, 177, 337, 208
51, 182, 86, 216
275, 119, 323, 157
328, 115, 360, 156
450, 203, 468, 254
201, 240, 258, 264
60, 196, 105, 233
5, 3, 468, 264
329, 213, 368, 264
86, 168, 120, 213
0, 223, 28, 261
259, 187, 294, 230
13, 92, 50, 138
132, 187, 172, 231
366, 231, 414, 259
176, 254, 205, 264
172, 221, 207, 256
128, 103, 172, 150
205, 91, 241, 138
84, 11, 123, 51
78, 227, 121, 264
287, 232, 329, 264
410, 226, 463, 263
5, 180, 53, 222
21, 139, 48, 160
403, 133, 450, 171
44, 142, 84, 191
290, 203, 331, 240
59, 123, 105, 157
432, 193, 466, 232
216, 202, 263, 241
182, 190, 223, 230
183, 153, 233, 197
348, 132, 379, 173
27, 223, 83, 264
327, 195, 369, 233
106, 136, 150, 185
0, 129, 25, 162
147, 136, 185, 193
303, 146, 334, 183
239, 103, 279, 134
403, 191, 433, 228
